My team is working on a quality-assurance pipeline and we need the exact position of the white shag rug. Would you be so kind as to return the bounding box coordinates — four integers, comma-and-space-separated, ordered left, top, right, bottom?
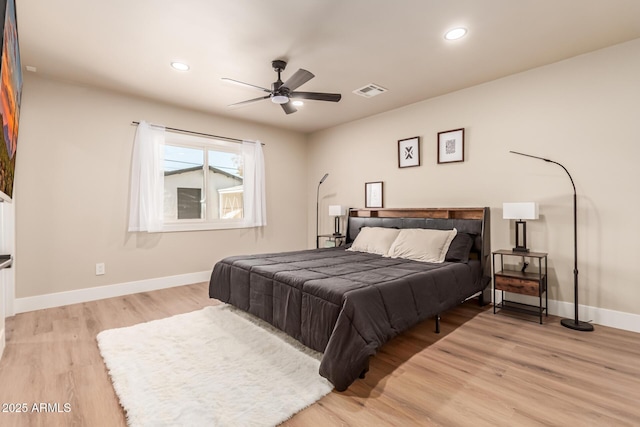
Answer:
97, 305, 333, 427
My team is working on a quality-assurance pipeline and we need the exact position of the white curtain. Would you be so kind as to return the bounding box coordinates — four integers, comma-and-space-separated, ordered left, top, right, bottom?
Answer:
242, 140, 267, 227
128, 121, 166, 232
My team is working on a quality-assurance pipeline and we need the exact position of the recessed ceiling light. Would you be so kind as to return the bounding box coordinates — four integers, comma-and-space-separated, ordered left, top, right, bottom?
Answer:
170, 62, 190, 71
292, 100, 304, 107
444, 27, 467, 41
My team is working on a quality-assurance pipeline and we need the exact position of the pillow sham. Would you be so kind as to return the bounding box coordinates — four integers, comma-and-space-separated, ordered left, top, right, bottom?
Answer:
445, 232, 475, 263
347, 227, 401, 256
386, 228, 458, 263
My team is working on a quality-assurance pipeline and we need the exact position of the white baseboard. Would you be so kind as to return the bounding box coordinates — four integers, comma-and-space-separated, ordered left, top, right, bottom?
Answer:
14, 270, 212, 314
494, 293, 640, 333
11, 272, 640, 334
549, 299, 640, 333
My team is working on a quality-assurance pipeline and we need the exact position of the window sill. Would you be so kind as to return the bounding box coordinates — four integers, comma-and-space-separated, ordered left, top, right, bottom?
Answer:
160, 220, 249, 232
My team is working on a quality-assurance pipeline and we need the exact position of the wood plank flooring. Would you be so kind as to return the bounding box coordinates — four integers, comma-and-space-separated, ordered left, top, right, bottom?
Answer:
1, 282, 639, 426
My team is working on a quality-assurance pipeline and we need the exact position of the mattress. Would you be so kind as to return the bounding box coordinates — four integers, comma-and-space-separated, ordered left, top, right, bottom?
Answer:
209, 246, 484, 391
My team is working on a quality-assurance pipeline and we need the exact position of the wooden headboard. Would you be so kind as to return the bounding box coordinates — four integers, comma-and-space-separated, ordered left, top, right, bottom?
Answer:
346, 207, 491, 302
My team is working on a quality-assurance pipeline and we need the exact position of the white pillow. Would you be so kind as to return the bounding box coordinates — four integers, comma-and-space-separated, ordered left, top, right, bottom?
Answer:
386, 228, 458, 263
347, 227, 401, 256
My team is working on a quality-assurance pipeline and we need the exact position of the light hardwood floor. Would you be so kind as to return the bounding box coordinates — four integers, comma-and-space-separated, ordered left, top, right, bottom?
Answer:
1, 282, 639, 426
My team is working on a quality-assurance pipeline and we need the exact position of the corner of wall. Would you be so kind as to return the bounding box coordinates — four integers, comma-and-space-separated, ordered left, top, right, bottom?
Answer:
0, 327, 5, 361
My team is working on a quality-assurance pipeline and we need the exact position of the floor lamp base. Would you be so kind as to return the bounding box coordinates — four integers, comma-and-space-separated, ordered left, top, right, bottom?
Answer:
560, 318, 594, 331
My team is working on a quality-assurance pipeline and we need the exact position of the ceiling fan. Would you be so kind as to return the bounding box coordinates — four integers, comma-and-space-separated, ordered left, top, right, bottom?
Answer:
222, 60, 342, 115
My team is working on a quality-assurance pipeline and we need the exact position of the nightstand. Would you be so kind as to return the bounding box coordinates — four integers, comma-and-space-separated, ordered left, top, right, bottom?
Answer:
317, 234, 346, 248
492, 249, 548, 324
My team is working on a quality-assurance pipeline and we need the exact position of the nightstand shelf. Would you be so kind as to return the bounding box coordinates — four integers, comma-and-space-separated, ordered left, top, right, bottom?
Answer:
317, 234, 346, 248
493, 249, 548, 324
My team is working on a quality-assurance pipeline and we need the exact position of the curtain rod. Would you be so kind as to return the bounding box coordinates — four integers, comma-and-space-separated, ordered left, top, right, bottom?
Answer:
131, 121, 263, 145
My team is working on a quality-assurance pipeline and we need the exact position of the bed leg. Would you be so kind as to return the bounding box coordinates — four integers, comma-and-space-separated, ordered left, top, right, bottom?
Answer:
478, 287, 491, 306
359, 359, 370, 379
435, 314, 441, 334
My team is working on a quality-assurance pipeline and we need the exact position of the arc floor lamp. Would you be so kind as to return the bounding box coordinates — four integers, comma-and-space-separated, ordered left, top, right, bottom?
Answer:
316, 173, 329, 248
510, 151, 594, 332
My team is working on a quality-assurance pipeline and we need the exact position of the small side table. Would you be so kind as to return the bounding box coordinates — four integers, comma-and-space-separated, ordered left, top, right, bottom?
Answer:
317, 234, 346, 248
492, 249, 548, 324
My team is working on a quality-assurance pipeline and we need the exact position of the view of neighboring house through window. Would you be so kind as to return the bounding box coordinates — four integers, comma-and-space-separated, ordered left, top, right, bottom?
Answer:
177, 187, 202, 219
163, 133, 244, 228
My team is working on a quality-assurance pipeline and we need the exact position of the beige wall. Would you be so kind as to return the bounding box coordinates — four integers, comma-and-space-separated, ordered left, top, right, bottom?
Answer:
308, 39, 640, 315
14, 74, 308, 298
13, 38, 640, 317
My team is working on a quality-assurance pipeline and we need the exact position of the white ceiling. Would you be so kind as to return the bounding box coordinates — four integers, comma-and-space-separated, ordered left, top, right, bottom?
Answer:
16, 0, 640, 134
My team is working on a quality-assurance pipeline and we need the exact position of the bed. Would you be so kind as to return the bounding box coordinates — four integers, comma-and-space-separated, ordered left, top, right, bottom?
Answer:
209, 207, 491, 391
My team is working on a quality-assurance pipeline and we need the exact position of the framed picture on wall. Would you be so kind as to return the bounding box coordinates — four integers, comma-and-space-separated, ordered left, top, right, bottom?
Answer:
365, 181, 383, 208
398, 136, 420, 168
0, 0, 23, 202
437, 128, 464, 164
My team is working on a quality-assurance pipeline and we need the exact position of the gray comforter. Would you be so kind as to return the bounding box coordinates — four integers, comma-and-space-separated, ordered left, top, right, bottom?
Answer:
209, 246, 483, 391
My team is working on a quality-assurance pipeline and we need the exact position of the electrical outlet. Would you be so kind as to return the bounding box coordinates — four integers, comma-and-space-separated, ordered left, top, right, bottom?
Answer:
95, 263, 105, 276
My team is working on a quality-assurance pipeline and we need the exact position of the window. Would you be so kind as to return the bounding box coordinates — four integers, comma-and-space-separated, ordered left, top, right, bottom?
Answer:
162, 133, 245, 231
128, 121, 265, 233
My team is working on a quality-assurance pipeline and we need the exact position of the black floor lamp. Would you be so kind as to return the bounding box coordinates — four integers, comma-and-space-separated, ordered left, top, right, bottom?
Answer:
316, 173, 329, 249
510, 151, 594, 332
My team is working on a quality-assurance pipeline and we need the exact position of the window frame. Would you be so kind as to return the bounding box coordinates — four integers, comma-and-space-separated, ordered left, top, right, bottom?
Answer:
161, 132, 245, 232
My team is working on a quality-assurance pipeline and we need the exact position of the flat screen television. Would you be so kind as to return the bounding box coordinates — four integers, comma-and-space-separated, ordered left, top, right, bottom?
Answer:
0, 0, 22, 202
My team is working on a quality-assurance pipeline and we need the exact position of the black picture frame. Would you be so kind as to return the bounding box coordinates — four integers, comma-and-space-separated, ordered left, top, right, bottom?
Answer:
365, 181, 383, 208
437, 128, 465, 164
398, 136, 420, 168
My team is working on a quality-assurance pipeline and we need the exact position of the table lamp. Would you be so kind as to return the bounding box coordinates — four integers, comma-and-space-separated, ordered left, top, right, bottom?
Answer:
328, 205, 346, 236
503, 202, 539, 252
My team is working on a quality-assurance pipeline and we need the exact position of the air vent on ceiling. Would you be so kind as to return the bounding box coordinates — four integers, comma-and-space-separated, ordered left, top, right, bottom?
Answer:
352, 83, 388, 98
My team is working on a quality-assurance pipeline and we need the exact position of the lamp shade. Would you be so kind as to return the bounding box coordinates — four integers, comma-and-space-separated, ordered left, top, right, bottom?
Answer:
328, 205, 346, 217
503, 202, 539, 220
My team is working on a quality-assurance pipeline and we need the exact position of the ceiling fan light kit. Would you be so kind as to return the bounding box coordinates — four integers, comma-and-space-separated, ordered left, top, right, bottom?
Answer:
271, 95, 288, 104
225, 60, 341, 115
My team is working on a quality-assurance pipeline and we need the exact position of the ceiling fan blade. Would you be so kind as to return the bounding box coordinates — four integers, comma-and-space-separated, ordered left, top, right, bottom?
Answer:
282, 69, 314, 91
228, 95, 271, 107
221, 78, 271, 93
281, 101, 297, 115
290, 91, 342, 102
